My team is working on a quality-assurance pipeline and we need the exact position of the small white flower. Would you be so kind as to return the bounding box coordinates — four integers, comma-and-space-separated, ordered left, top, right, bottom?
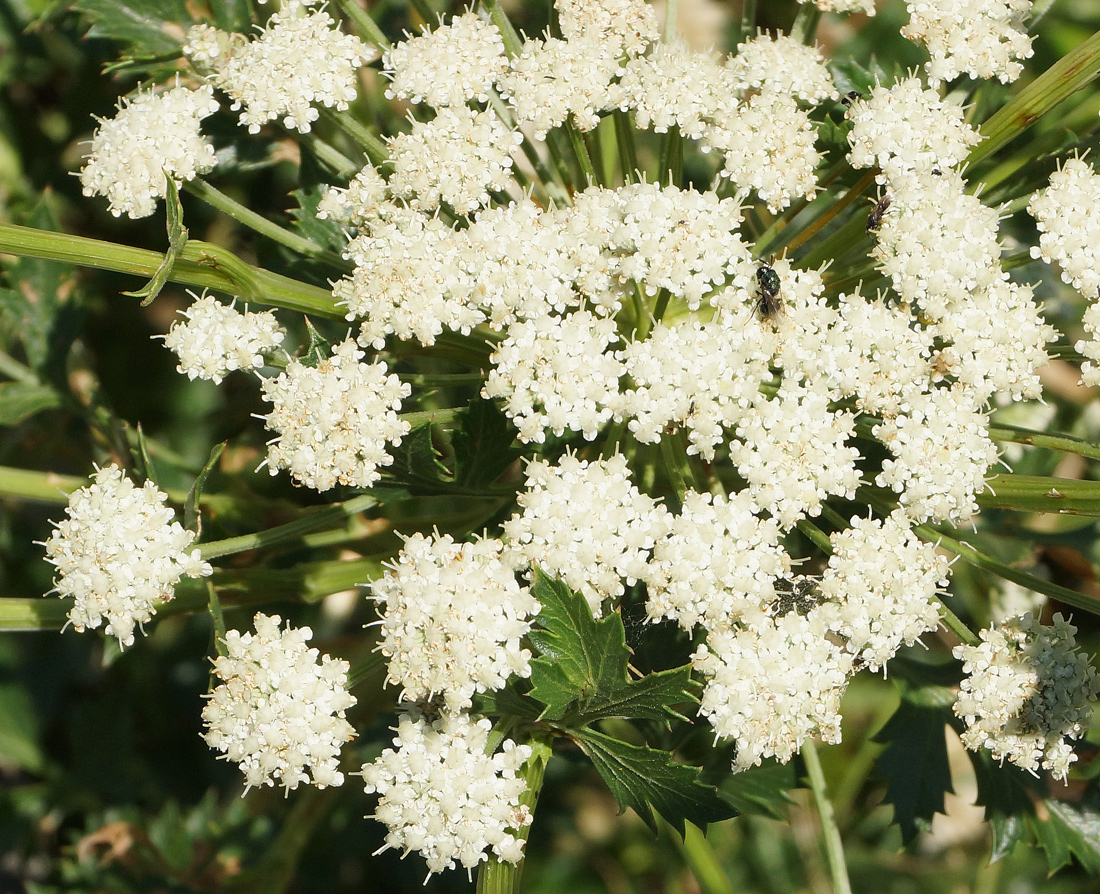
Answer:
902, 0, 1034, 86
388, 106, 522, 214
953, 613, 1100, 780
372, 534, 539, 712
190, 5, 376, 134
726, 33, 838, 104
504, 453, 672, 615
383, 12, 507, 108
161, 294, 285, 384
202, 612, 357, 792
362, 712, 533, 875
79, 84, 220, 219
43, 465, 212, 647
1029, 156, 1100, 300
846, 77, 980, 181
260, 339, 410, 491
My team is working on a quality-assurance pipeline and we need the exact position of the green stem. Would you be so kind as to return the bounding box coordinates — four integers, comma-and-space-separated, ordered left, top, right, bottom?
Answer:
0, 223, 339, 317
678, 823, 734, 894
978, 473, 1100, 515
331, 0, 391, 50
988, 424, 1100, 462
789, 6, 822, 45
483, 0, 525, 59
183, 179, 351, 270
565, 120, 600, 187
970, 28, 1100, 167
319, 107, 389, 166
198, 493, 381, 560
735, 0, 757, 45
613, 109, 640, 183
801, 739, 852, 894
476, 740, 552, 894
784, 168, 877, 256
918, 525, 1100, 617
663, 0, 678, 40
409, 0, 436, 25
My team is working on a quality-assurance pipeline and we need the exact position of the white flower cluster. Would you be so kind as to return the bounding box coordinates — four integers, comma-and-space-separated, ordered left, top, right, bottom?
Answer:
371, 533, 539, 712
185, 3, 376, 134
161, 294, 285, 384
726, 33, 839, 104
383, 12, 507, 108
362, 712, 533, 875
483, 310, 623, 443
694, 611, 854, 771
388, 106, 521, 214
902, 0, 1034, 86
1029, 157, 1100, 300
79, 84, 219, 219
43, 465, 212, 647
202, 613, 356, 791
692, 512, 948, 771
503, 454, 672, 616
846, 77, 982, 181
644, 490, 788, 631
260, 339, 410, 491
953, 613, 1100, 780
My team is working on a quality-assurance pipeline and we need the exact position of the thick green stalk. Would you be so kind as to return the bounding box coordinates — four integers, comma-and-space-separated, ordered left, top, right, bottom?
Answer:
801, 740, 852, 894
0, 223, 339, 317
183, 179, 350, 270
476, 740, 552, 894
970, 28, 1100, 166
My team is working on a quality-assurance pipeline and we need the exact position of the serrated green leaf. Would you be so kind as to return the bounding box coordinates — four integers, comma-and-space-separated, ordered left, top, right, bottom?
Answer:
990, 811, 1029, 863
289, 187, 351, 254
872, 695, 954, 844
73, 0, 189, 56
1032, 799, 1100, 875
0, 381, 60, 425
528, 571, 696, 724
0, 202, 83, 377
390, 422, 451, 487
572, 727, 735, 835
299, 318, 333, 368
718, 760, 800, 821
451, 398, 523, 488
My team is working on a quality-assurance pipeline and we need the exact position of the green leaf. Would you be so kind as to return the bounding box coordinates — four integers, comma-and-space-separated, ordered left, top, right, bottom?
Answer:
185, 441, 225, 534
451, 398, 523, 488
0, 681, 44, 773
299, 318, 333, 368
0, 381, 60, 426
572, 727, 735, 835
970, 748, 1039, 863
527, 571, 696, 724
1032, 800, 1100, 875
717, 760, 800, 821
0, 202, 83, 377
72, 0, 189, 56
289, 186, 350, 254
122, 174, 188, 306
872, 692, 955, 844
389, 422, 451, 487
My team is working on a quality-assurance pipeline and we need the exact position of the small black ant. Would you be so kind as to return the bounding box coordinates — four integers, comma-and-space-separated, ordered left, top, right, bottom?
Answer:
866, 195, 892, 232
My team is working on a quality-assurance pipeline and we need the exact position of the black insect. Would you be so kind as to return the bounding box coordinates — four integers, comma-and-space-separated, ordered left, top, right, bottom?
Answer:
841, 90, 862, 106
866, 195, 892, 232
755, 262, 783, 320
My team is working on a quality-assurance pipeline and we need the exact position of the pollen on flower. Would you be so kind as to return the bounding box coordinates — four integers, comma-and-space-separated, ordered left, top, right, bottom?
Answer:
201, 612, 357, 792
161, 293, 285, 384
371, 533, 539, 712
43, 465, 212, 647
953, 613, 1100, 781
260, 338, 410, 491
361, 712, 534, 875
79, 83, 220, 219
